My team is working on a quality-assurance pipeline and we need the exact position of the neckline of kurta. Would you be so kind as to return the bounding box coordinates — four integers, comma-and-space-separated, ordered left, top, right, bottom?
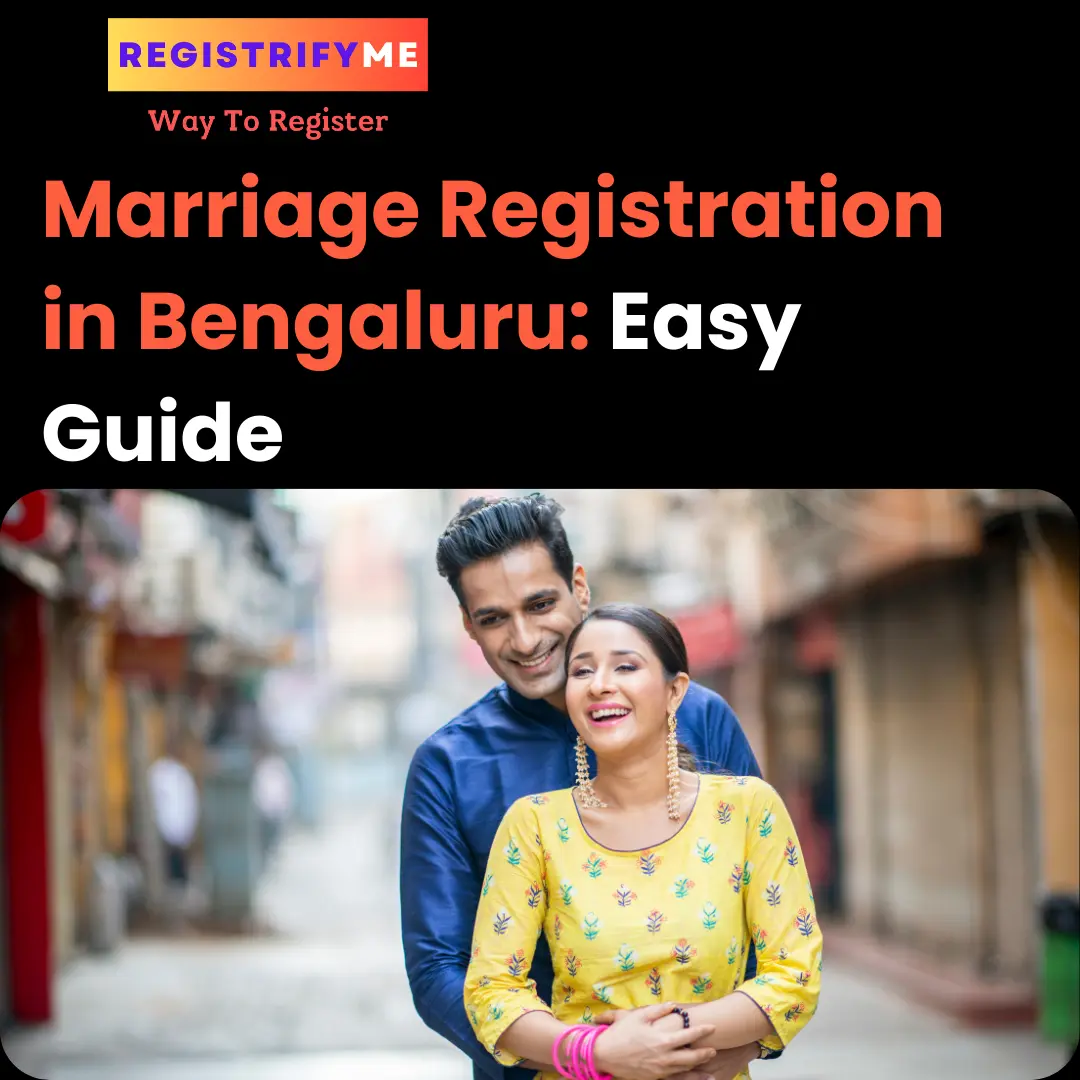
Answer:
563, 773, 706, 855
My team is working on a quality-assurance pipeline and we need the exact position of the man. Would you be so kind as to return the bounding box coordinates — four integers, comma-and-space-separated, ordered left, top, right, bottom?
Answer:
400, 494, 774, 1080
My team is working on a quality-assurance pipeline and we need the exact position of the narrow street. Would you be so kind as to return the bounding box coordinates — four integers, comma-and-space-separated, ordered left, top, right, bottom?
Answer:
2, 753, 1072, 1079
3, 754, 469, 1079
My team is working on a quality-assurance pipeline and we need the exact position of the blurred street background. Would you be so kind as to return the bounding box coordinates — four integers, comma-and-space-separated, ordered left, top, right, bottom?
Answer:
0, 488, 1076, 1078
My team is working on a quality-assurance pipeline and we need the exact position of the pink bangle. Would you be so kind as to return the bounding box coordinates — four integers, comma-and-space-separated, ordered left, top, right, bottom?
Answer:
554, 1026, 586, 1079
577, 1028, 595, 1080
570, 1023, 587, 1075
583, 1025, 603, 1080
553, 1024, 612, 1080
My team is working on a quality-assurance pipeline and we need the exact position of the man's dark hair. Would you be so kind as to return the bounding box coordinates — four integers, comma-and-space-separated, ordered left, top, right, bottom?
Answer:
436, 493, 575, 607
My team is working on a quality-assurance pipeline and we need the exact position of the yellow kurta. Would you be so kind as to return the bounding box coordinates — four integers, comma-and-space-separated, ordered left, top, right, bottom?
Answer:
464, 774, 822, 1080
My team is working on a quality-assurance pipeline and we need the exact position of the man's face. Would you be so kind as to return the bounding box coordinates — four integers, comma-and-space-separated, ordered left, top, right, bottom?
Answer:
458, 541, 589, 708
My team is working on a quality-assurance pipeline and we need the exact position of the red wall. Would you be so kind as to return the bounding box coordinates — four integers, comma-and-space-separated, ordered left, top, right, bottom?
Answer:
1, 572, 52, 1022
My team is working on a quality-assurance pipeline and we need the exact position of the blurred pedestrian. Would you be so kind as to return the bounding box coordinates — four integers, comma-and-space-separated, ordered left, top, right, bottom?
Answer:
253, 747, 295, 863
400, 494, 770, 1080
148, 739, 199, 929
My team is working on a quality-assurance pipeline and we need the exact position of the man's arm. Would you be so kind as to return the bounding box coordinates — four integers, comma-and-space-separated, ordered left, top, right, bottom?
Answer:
709, 694, 763, 780
399, 741, 534, 1080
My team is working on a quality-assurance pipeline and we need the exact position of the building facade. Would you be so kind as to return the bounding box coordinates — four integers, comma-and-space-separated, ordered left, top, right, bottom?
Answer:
747, 489, 1077, 998
1, 488, 298, 1027
1, 489, 139, 1026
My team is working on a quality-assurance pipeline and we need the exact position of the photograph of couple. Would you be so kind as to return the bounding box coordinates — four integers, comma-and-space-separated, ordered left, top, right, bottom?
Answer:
400, 493, 822, 1080
4, 487, 1072, 1080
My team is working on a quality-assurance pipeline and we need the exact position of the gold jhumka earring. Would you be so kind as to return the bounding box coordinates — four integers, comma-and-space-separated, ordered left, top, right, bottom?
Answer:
574, 736, 606, 808
667, 711, 682, 820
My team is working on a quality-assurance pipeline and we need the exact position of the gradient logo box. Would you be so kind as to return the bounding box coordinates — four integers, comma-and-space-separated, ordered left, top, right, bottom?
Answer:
108, 18, 428, 91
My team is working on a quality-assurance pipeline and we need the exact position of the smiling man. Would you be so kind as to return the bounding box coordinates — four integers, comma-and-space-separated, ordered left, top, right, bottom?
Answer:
399, 493, 771, 1080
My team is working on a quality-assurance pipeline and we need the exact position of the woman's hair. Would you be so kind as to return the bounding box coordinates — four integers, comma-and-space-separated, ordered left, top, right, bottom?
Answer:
564, 603, 699, 773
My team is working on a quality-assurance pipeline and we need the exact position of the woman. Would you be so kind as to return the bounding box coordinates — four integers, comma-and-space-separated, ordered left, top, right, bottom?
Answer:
464, 604, 821, 1080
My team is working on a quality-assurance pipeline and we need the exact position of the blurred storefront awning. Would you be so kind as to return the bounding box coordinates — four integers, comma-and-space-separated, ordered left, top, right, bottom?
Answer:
3, 490, 51, 544
4, 490, 129, 602
110, 631, 190, 688
676, 602, 744, 672
3, 490, 70, 597
794, 609, 839, 672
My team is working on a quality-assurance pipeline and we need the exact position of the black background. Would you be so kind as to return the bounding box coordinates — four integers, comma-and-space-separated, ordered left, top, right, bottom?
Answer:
8, 16, 1066, 505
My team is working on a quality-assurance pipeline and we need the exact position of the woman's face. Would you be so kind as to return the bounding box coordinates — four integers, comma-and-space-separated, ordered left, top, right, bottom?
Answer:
565, 618, 686, 762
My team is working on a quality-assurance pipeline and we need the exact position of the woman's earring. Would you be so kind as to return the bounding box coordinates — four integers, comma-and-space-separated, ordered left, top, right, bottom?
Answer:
667, 711, 681, 820
575, 736, 606, 809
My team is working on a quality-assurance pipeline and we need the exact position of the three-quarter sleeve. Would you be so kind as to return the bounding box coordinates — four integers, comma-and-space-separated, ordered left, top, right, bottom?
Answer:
734, 779, 823, 1053
464, 797, 555, 1066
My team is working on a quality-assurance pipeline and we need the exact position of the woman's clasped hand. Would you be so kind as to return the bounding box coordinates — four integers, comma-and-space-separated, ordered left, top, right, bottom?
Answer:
580, 1003, 718, 1080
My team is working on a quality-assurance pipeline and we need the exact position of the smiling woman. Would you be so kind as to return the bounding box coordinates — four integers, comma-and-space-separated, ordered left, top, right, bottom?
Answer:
567, 605, 702, 799
462, 602, 823, 1080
